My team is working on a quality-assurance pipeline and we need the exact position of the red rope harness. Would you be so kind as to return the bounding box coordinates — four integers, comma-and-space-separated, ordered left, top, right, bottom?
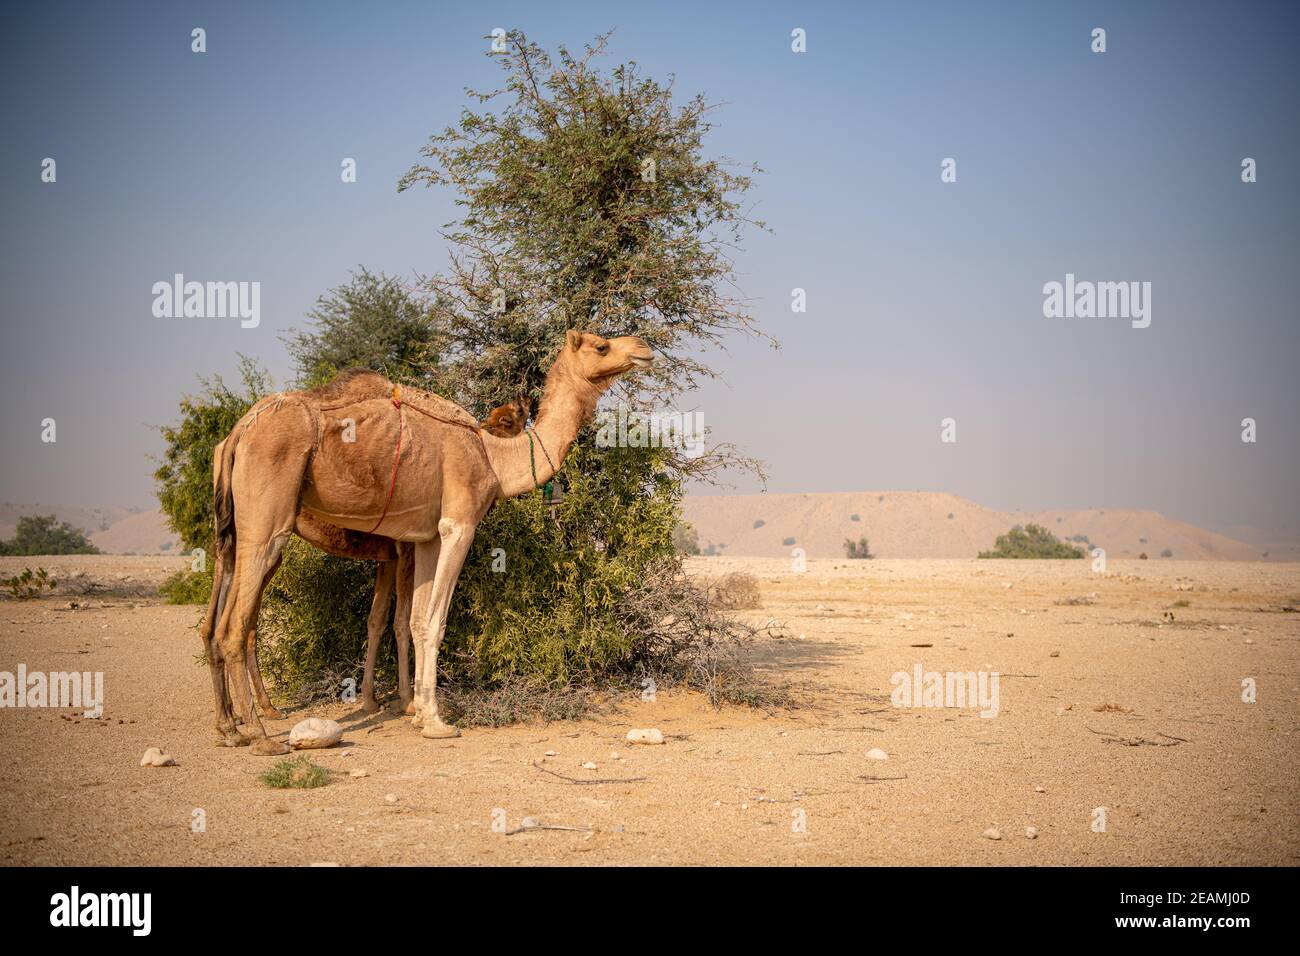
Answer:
366, 392, 404, 534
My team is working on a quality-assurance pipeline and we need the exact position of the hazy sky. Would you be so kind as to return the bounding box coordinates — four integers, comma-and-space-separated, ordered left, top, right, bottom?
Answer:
2, 0, 1297, 538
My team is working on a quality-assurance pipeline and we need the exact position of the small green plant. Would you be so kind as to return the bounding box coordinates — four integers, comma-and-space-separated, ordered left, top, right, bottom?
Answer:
782, 536, 796, 546
158, 568, 213, 605
1172, 599, 1190, 608
978, 524, 1085, 559
843, 537, 873, 559
4, 567, 56, 600
672, 522, 700, 556
260, 756, 330, 789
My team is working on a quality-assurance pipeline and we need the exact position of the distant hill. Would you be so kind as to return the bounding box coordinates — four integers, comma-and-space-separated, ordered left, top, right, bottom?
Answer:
0, 503, 180, 555
681, 491, 1275, 561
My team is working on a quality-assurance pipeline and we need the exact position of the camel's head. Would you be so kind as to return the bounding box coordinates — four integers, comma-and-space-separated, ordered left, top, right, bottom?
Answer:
562, 330, 653, 386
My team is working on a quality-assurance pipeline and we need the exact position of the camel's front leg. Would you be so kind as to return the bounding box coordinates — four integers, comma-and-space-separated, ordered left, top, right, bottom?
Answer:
359, 559, 397, 713
410, 518, 476, 739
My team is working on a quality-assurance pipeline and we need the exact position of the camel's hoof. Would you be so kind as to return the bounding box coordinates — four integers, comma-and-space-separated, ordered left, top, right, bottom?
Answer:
249, 737, 291, 756
361, 698, 380, 715
402, 700, 417, 717
420, 721, 461, 740
218, 730, 248, 748
261, 707, 286, 721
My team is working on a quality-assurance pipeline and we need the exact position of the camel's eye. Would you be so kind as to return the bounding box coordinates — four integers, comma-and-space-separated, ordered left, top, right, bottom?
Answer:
595, 343, 609, 355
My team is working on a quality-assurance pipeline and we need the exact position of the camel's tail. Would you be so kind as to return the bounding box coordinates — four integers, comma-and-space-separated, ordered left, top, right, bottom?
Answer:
213, 431, 238, 561
200, 431, 240, 654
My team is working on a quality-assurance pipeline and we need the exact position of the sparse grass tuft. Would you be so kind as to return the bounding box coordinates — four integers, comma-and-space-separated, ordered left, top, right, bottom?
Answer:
260, 756, 330, 789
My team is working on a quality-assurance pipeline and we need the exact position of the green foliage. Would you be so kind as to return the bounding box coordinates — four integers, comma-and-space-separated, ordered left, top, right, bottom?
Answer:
158, 568, 213, 605
153, 357, 272, 554
978, 524, 1085, 559
284, 268, 446, 390
259, 756, 329, 789
782, 537, 796, 546
0, 515, 99, 555
843, 537, 873, 559
672, 522, 700, 555
4, 567, 56, 600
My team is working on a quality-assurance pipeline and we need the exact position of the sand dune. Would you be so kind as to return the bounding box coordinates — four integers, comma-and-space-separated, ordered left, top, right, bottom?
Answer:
682, 490, 1267, 561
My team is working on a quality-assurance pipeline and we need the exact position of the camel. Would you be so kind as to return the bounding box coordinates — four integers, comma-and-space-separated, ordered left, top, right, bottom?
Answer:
201, 331, 652, 753
219, 398, 530, 723
480, 397, 529, 438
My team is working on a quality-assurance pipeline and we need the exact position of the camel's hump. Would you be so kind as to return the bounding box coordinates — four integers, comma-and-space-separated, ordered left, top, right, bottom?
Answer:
307, 370, 480, 431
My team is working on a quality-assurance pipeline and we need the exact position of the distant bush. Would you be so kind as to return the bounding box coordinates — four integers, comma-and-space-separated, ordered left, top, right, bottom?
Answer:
711, 571, 761, 610
158, 568, 214, 605
782, 537, 796, 546
4, 567, 56, 600
850, 513, 860, 522
0, 515, 99, 556
752, 519, 765, 529
947, 512, 954, 519
1160, 548, 1173, 558
843, 537, 873, 560
673, 522, 700, 556
978, 524, 1084, 559
260, 756, 329, 789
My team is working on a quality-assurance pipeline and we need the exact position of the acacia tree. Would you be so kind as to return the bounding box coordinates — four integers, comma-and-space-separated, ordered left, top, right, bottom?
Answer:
399, 31, 770, 424
158, 32, 773, 707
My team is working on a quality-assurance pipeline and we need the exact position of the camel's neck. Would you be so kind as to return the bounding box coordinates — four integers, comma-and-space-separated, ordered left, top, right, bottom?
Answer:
481, 360, 601, 499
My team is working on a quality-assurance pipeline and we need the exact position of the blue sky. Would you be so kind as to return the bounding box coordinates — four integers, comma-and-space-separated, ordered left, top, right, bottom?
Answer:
1, 0, 1297, 538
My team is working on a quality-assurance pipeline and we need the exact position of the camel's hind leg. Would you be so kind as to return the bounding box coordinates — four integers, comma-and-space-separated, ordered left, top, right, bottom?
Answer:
218, 533, 291, 755
202, 543, 241, 746
359, 560, 397, 713
244, 549, 285, 720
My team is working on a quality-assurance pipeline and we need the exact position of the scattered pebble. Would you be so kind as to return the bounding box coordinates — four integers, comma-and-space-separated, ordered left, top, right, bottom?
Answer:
581, 761, 598, 770
627, 728, 665, 745
866, 748, 889, 761
139, 747, 175, 768
349, 769, 368, 778
982, 827, 1002, 841
1034, 786, 1046, 793
520, 816, 540, 829
1049, 650, 1060, 658
385, 793, 398, 804
289, 717, 343, 750
1025, 827, 1039, 839
544, 750, 558, 757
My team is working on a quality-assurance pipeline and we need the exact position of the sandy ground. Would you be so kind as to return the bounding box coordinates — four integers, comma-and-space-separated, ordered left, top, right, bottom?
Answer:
1, 555, 1297, 866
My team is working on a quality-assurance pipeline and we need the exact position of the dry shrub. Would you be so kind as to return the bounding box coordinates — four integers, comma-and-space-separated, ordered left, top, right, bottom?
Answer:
710, 571, 762, 610
618, 559, 790, 710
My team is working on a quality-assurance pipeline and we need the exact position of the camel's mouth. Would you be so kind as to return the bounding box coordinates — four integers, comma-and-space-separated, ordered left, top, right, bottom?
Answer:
628, 352, 653, 369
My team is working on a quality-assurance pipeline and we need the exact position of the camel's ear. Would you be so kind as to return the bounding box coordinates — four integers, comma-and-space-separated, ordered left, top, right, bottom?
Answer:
566, 329, 583, 351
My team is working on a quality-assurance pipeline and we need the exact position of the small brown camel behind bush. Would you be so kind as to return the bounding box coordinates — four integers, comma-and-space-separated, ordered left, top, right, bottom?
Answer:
200, 331, 652, 753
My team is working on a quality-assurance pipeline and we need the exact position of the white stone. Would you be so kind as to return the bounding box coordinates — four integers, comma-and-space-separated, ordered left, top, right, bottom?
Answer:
139, 747, 175, 767
289, 717, 343, 750
626, 728, 665, 745
866, 748, 888, 761
1025, 827, 1039, 839
982, 827, 1002, 840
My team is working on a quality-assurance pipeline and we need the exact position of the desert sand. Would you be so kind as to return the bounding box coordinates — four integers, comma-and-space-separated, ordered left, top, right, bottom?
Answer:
0, 553, 1297, 866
